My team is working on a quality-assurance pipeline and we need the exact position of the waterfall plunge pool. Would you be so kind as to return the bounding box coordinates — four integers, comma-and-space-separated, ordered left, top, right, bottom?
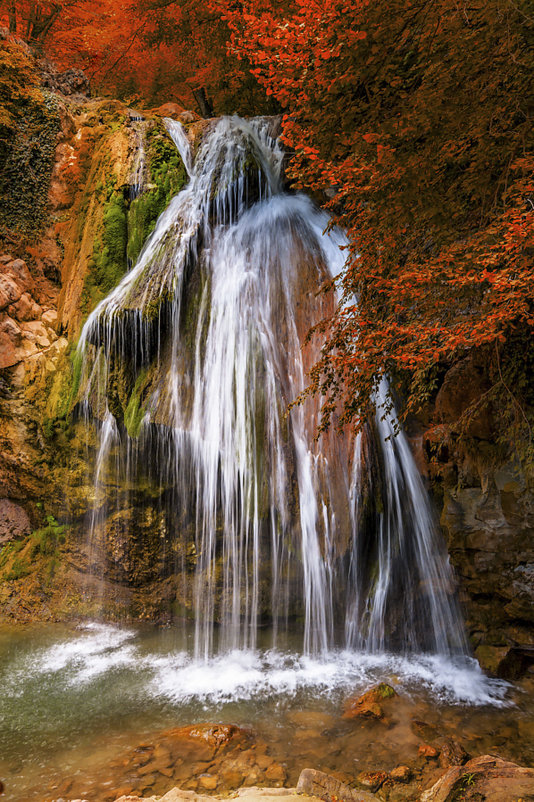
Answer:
2, 621, 533, 801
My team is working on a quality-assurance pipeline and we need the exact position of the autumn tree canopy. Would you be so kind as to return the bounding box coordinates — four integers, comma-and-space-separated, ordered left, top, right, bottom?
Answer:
1, 0, 276, 113
221, 0, 534, 452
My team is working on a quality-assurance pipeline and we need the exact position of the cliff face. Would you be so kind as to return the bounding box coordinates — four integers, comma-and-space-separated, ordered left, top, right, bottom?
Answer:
0, 32, 191, 619
412, 350, 534, 675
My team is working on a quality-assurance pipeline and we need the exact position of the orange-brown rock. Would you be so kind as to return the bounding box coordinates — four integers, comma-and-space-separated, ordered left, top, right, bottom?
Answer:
163, 724, 252, 752
420, 754, 534, 801
343, 683, 396, 720
419, 744, 440, 760
389, 765, 412, 783
198, 774, 218, 790
264, 763, 286, 783
356, 770, 388, 792
8, 293, 42, 322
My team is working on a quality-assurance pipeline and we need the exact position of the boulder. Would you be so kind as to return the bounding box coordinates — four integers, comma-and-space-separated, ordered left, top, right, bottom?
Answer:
163, 723, 250, 750
343, 683, 396, 720
297, 769, 379, 801
389, 765, 412, 783
0, 317, 22, 369
356, 771, 388, 792
419, 744, 440, 760
420, 754, 534, 801
0, 274, 23, 310
438, 739, 468, 768
8, 293, 41, 322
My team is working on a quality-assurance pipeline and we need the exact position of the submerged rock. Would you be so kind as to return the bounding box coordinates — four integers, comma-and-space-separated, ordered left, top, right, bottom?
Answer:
296, 768, 379, 801
419, 744, 440, 760
389, 765, 412, 783
343, 683, 397, 720
356, 770, 388, 792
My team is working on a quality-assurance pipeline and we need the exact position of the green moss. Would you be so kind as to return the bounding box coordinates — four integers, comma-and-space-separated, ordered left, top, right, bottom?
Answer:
69, 347, 84, 408
127, 124, 187, 265
0, 516, 66, 583
81, 189, 128, 312
375, 682, 396, 699
40, 343, 86, 454
5, 556, 31, 581
124, 369, 148, 438
29, 515, 66, 558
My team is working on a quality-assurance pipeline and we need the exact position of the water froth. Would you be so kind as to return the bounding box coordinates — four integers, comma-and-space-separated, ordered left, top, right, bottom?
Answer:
10, 624, 509, 708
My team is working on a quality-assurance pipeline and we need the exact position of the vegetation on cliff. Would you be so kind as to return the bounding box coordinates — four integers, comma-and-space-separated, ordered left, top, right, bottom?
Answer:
0, 34, 60, 239
127, 122, 188, 265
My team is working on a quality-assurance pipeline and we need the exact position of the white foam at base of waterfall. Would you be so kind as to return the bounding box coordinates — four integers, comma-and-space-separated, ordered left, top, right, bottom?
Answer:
5, 623, 509, 707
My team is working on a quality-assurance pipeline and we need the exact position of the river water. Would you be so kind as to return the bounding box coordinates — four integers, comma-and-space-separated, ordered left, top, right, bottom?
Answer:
2, 622, 533, 801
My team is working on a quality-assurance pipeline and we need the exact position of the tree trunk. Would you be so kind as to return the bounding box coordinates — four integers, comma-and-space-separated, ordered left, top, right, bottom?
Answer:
8, 3, 17, 33
192, 87, 214, 118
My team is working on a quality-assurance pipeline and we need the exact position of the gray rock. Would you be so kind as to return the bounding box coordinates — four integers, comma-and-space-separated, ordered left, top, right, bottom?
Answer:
297, 768, 379, 802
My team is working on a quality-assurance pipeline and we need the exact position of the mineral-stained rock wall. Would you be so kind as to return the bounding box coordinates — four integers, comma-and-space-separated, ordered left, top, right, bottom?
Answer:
0, 31, 190, 620
412, 350, 534, 674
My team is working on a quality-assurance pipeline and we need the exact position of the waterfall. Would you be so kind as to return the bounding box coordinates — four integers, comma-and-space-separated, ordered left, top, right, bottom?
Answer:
76, 115, 466, 659
129, 114, 147, 200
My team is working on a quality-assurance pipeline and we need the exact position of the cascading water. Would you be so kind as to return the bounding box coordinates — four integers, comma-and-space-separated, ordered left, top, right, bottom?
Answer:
129, 113, 147, 200
76, 115, 466, 661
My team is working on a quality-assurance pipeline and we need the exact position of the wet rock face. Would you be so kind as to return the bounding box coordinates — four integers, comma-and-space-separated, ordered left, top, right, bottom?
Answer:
440, 461, 534, 668
0, 498, 31, 544
416, 350, 534, 665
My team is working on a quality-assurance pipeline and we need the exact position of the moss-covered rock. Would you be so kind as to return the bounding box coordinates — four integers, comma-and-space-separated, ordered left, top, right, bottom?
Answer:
127, 121, 188, 265
0, 35, 60, 238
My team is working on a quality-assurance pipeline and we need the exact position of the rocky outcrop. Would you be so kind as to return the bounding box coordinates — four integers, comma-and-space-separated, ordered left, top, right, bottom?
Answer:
0, 33, 191, 621
0, 256, 61, 370
0, 498, 30, 544
420, 754, 534, 801
39, 59, 91, 98
412, 349, 534, 670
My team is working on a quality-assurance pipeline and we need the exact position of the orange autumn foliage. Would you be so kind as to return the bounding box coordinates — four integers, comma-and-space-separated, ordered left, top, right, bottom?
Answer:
222, 0, 534, 435
1, 0, 274, 113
